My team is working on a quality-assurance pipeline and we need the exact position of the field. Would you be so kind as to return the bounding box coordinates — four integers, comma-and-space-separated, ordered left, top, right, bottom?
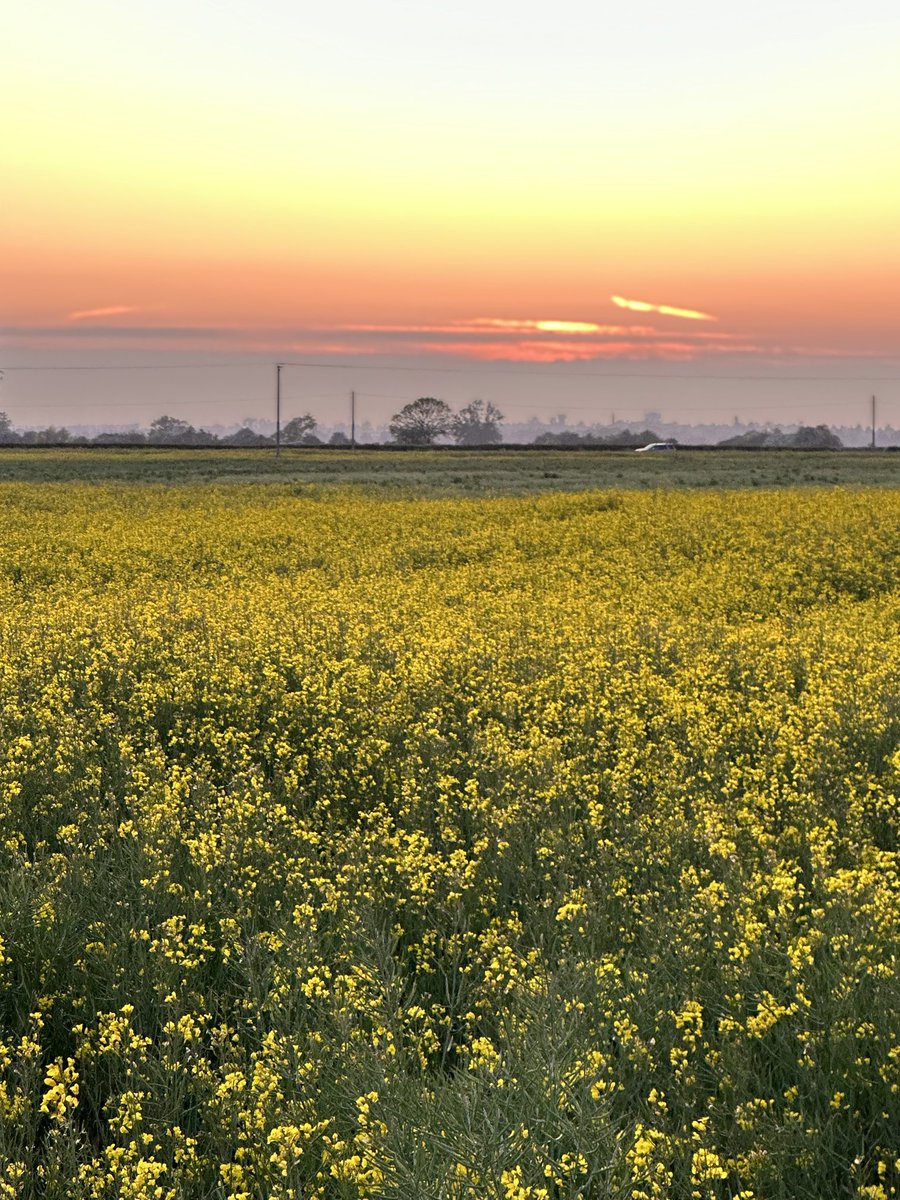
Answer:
0, 447, 898, 493
0, 457, 897, 1198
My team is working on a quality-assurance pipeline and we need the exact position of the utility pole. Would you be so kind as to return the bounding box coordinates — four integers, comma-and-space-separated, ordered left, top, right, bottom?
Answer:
350, 390, 356, 448
871, 394, 876, 449
275, 362, 282, 458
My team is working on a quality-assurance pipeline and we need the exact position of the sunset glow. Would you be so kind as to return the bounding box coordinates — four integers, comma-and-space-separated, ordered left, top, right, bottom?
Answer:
532, 321, 604, 334
610, 297, 716, 322
3, 0, 900, 425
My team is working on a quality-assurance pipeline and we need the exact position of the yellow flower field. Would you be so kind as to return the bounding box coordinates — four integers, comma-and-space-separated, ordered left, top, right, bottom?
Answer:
0, 481, 897, 1198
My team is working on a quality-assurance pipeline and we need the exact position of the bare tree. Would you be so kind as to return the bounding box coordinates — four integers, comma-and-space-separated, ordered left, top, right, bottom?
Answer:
389, 397, 453, 446
451, 398, 504, 445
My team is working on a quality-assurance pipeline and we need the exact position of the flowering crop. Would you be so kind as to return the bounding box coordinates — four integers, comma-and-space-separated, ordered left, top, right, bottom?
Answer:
0, 481, 897, 1198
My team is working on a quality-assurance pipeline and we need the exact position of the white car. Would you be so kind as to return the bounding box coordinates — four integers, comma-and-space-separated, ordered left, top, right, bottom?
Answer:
635, 442, 676, 452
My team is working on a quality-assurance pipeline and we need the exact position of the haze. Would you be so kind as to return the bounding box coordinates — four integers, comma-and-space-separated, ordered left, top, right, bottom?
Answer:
3, 0, 899, 429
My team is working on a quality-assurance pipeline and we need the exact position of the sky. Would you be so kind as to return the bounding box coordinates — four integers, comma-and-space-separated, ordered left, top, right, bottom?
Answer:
2, 0, 900, 430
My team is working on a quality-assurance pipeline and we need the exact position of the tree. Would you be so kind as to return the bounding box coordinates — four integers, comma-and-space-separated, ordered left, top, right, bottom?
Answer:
148, 415, 195, 444
0, 413, 19, 444
792, 424, 843, 449
389, 397, 453, 446
224, 426, 272, 446
451, 398, 504, 445
716, 430, 772, 448
329, 430, 352, 446
35, 426, 71, 444
282, 414, 318, 444
717, 425, 843, 449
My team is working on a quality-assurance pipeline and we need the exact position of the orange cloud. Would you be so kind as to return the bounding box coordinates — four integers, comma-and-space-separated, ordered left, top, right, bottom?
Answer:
465, 318, 606, 334
14, 312, 766, 363
611, 295, 716, 321
290, 317, 747, 361
65, 305, 140, 322
416, 339, 708, 362
340, 318, 618, 335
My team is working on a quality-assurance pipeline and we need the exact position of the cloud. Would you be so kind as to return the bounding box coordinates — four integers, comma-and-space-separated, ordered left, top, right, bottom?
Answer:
331, 321, 649, 344
413, 339, 706, 363
7, 314, 758, 363
65, 305, 141, 322
460, 319, 607, 334
287, 321, 754, 363
289, 317, 746, 362
611, 295, 716, 321
341, 319, 617, 336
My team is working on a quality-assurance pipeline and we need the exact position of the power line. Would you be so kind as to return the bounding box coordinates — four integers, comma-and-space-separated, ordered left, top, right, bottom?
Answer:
3, 360, 897, 433
0, 396, 320, 413
0, 363, 262, 372
2, 360, 900, 382
352, 391, 897, 414
277, 361, 900, 382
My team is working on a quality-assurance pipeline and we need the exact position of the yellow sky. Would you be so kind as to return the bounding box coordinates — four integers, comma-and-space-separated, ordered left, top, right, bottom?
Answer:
3, 0, 900, 370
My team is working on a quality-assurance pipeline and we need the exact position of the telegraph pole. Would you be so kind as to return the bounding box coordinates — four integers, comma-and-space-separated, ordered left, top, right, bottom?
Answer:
275, 362, 282, 458
350, 390, 356, 448
871, 394, 876, 449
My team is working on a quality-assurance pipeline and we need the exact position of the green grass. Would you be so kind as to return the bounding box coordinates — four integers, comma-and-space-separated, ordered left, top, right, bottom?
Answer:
0, 447, 897, 493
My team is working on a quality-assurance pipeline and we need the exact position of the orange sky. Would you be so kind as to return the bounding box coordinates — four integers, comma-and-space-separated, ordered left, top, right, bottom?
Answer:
3, 1, 900, 426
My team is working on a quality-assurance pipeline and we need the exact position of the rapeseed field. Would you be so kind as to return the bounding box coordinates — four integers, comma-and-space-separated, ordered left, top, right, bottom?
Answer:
0, 482, 896, 1199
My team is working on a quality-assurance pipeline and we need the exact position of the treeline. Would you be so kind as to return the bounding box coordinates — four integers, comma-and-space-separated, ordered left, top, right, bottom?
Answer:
0, 408, 845, 449
533, 427, 664, 447
531, 424, 844, 448
0, 399, 505, 448
716, 424, 843, 448
0, 413, 327, 448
